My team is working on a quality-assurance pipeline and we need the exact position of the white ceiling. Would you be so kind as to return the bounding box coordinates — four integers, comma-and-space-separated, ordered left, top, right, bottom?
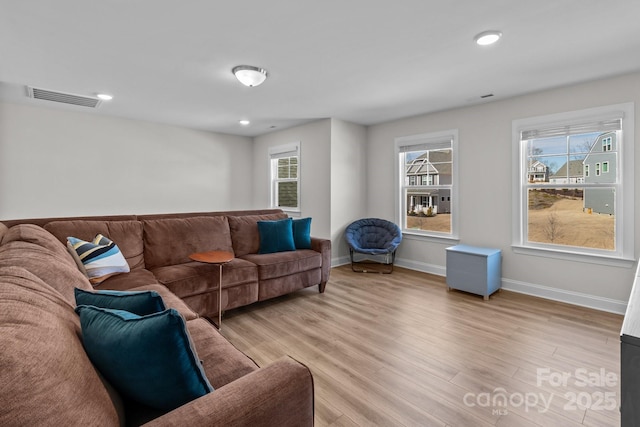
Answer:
2, 1, 640, 137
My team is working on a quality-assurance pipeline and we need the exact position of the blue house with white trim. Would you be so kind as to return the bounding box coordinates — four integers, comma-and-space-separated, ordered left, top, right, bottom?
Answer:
583, 132, 616, 215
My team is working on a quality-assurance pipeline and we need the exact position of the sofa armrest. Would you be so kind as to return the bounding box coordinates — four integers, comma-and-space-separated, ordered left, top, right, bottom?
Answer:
142, 356, 314, 427
311, 237, 331, 287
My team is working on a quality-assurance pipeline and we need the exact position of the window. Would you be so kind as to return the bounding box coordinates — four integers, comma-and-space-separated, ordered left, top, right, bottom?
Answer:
395, 130, 458, 238
269, 142, 300, 211
512, 103, 634, 263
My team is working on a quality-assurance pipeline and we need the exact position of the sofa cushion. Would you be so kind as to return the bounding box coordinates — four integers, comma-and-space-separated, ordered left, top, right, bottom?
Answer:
292, 217, 312, 249
163, 281, 259, 319
143, 216, 234, 269
45, 220, 145, 270
151, 258, 258, 298
151, 259, 259, 316
227, 213, 288, 257
68, 234, 131, 284
0, 240, 93, 305
241, 249, 322, 280
75, 288, 166, 316
0, 266, 122, 426
126, 283, 199, 321
76, 306, 213, 412
186, 317, 258, 388
1, 223, 77, 267
94, 268, 160, 290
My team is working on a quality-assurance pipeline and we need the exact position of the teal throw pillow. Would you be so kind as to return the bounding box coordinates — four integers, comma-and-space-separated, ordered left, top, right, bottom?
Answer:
67, 234, 130, 284
257, 218, 296, 254
75, 306, 213, 411
292, 217, 312, 249
74, 288, 166, 316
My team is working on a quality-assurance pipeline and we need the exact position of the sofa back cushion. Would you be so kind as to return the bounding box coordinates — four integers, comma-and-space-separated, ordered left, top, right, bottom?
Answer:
227, 213, 289, 257
1, 223, 77, 268
0, 240, 93, 305
0, 266, 122, 426
143, 216, 233, 269
45, 220, 145, 270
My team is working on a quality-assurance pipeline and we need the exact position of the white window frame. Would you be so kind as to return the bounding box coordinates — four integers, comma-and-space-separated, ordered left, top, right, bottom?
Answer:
512, 103, 634, 266
394, 129, 459, 242
269, 142, 300, 213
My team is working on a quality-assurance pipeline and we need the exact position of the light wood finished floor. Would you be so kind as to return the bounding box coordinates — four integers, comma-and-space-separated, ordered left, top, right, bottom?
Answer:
220, 266, 623, 427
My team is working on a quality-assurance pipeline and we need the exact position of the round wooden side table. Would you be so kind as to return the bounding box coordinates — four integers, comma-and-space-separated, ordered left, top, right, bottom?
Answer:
189, 250, 234, 330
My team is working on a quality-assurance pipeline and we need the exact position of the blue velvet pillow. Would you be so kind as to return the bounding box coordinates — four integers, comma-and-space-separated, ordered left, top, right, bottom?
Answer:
75, 306, 213, 411
292, 217, 312, 249
257, 218, 296, 254
74, 288, 166, 316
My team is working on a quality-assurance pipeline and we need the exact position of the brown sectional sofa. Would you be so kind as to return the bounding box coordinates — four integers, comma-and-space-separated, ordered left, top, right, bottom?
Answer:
0, 209, 329, 426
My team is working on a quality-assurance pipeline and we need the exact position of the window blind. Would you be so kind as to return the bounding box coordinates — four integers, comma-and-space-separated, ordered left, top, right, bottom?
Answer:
269, 142, 299, 159
520, 118, 621, 141
398, 137, 452, 153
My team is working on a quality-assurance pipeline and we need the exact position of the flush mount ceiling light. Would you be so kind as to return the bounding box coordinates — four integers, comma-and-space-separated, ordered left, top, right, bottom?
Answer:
232, 65, 268, 87
239, 119, 250, 126
474, 30, 502, 46
96, 93, 113, 101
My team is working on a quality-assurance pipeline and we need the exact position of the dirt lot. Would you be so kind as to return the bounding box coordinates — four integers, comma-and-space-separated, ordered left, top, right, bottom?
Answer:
406, 214, 451, 233
406, 197, 614, 250
528, 197, 614, 250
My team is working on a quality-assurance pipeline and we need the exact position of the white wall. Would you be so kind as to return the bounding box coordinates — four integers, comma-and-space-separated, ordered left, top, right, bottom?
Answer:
367, 72, 640, 313
0, 102, 253, 219
330, 119, 367, 264
3, 72, 638, 313
252, 120, 332, 240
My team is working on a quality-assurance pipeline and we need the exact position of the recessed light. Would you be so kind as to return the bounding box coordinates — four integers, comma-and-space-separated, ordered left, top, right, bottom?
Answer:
239, 120, 250, 126
474, 30, 502, 46
96, 93, 113, 101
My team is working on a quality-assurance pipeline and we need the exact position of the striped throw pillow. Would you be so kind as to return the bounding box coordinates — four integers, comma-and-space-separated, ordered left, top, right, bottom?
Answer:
67, 234, 130, 284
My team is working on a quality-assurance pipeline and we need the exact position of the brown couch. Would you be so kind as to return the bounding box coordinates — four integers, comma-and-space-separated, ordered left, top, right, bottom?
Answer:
2, 209, 331, 318
0, 209, 326, 426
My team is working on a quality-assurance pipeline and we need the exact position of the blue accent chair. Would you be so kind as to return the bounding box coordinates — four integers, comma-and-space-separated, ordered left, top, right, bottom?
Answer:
345, 218, 402, 273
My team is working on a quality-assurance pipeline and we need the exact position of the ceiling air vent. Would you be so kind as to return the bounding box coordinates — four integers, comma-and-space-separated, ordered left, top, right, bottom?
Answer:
26, 86, 101, 108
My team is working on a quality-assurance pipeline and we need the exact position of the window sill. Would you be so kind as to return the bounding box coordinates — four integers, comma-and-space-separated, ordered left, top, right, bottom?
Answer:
512, 244, 635, 268
402, 230, 459, 245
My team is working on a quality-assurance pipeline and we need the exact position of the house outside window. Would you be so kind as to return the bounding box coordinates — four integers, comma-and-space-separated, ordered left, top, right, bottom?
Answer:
512, 103, 634, 263
269, 142, 300, 211
395, 130, 458, 239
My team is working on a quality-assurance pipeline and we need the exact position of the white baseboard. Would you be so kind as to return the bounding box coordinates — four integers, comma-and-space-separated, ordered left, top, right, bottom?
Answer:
501, 278, 627, 315
395, 258, 446, 277
331, 256, 351, 267
335, 256, 627, 315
